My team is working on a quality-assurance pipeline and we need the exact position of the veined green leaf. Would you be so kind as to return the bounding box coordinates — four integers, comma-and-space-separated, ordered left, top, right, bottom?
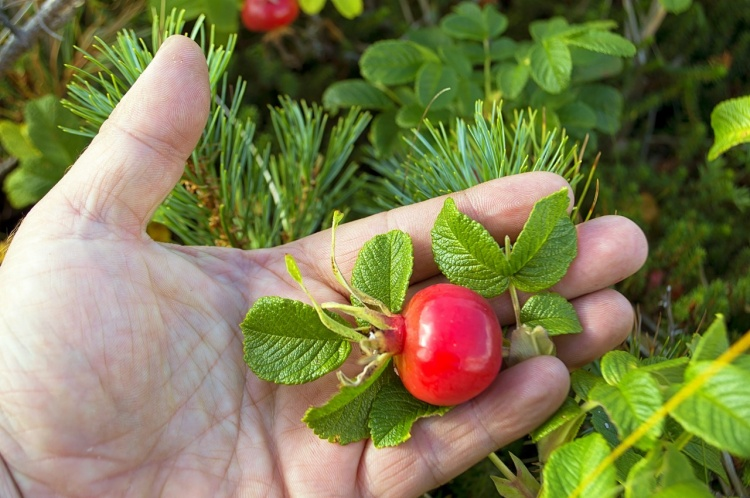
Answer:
242, 297, 352, 384
571, 369, 604, 400
369, 366, 450, 447
534, 397, 587, 463
509, 188, 577, 292
589, 369, 664, 450
322, 80, 394, 111
565, 31, 636, 58
520, 292, 582, 336
415, 62, 458, 110
431, 198, 510, 298
0, 121, 40, 160
708, 95, 750, 161
440, 3, 508, 41
351, 230, 413, 314
600, 350, 639, 386
670, 360, 750, 457
496, 62, 530, 100
529, 39, 572, 94
360, 41, 438, 86
540, 433, 617, 498
303, 358, 389, 445
690, 314, 729, 362
639, 357, 689, 385
591, 408, 644, 481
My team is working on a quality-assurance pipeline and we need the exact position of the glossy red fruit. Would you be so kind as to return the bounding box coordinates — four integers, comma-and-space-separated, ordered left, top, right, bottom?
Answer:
391, 283, 503, 406
241, 0, 299, 32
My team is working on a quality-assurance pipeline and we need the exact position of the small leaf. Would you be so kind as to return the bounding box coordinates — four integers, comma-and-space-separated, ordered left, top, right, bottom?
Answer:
520, 293, 582, 336
331, 0, 363, 19
0, 121, 40, 160
557, 101, 598, 133
415, 62, 458, 110
508, 188, 577, 292
659, 0, 692, 14
529, 39, 572, 94
571, 369, 604, 400
369, 110, 401, 157
242, 296, 352, 384
639, 357, 689, 385
681, 438, 729, 484
440, 3, 507, 41
496, 62, 530, 100
565, 31, 636, 58
322, 80, 394, 111
491, 453, 541, 498
298, 0, 326, 14
670, 360, 750, 458
589, 369, 664, 450
360, 41, 438, 86
303, 358, 389, 445
431, 198, 510, 298
600, 350, 639, 386
532, 397, 587, 462
369, 367, 450, 447
351, 230, 413, 314
540, 433, 617, 498
690, 314, 729, 362
578, 84, 624, 134
708, 95, 750, 161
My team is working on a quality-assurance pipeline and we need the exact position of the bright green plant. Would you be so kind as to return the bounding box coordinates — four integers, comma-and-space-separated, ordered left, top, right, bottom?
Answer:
299, 0, 363, 19
363, 101, 594, 216
61, 10, 370, 248
0, 95, 87, 208
322, 1, 635, 157
708, 95, 750, 161
242, 188, 582, 446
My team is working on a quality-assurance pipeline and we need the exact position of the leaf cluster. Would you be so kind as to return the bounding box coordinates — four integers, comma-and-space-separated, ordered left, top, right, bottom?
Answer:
520, 315, 750, 498
322, 1, 635, 157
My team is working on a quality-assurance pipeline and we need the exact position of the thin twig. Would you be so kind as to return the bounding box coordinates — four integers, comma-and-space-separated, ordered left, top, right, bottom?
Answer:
722, 451, 749, 498
0, 0, 82, 74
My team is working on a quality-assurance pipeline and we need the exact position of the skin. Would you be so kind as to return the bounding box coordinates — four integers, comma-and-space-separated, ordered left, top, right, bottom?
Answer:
0, 36, 648, 497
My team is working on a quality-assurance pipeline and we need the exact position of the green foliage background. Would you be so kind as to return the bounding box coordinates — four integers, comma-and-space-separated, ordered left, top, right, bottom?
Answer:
1, 0, 749, 496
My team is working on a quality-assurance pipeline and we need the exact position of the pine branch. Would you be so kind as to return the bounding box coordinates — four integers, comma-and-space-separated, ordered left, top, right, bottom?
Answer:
0, 0, 82, 74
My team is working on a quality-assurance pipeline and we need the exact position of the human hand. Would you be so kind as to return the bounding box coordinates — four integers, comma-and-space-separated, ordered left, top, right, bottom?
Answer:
0, 36, 647, 497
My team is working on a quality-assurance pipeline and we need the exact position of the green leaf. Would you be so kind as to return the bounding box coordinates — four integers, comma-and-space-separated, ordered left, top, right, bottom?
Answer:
571, 369, 604, 400
302, 358, 389, 445
557, 101, 598, 133
533, 397, 587, 463
508, 188, 577, 292
3, 158, 61, 208
0, 121, 40, 160
529, 39, 572, 94
708, 95, 750, 161
148, 0, 237, 33
369, 366, 450, 447
299, 0, 326, 14
639, 357, 689, 385
690, 314, 729, 362
415, 62, 458, 110
331, 0, 363, 19
681, 437, 729, 484
241, 297, 352, 384
351, 230, 413, 314
589, 369, 664, 450
440, 3, 508, 41
496, 62, 530, 100
369, 110, 401, 158
625, 445, 660, 498
565, 31, 636, 58
26, 95, 87, 168
520, 293, 582, 336
360, 41, 438, 86
395, 104, 451, 129
657, 445, 714, 498
600, 350, 639, 385
431, 197, 510, 298
439, 45, 473, 78
659, 0, 692, 14
592, 407, 644, 481
571, 49, 624, 84
578, 84, 624, 134
322, 80, 394, 111
670, 360, 750, 457
491, 453, 541, 497
540, 433, 617, 498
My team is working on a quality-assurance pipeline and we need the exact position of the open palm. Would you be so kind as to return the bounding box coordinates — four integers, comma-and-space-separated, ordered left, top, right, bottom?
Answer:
0, 37, 647, 497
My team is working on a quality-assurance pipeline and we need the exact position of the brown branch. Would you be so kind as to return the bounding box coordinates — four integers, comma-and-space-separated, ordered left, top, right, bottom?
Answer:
0, 0, 82, 75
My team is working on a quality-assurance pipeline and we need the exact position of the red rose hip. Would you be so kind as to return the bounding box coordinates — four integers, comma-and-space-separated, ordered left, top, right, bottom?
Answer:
391, 283, 503, 406
241, 0, 299, 32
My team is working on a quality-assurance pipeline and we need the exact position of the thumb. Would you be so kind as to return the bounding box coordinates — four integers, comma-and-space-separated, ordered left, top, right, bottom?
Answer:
41, 35, 210, 236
